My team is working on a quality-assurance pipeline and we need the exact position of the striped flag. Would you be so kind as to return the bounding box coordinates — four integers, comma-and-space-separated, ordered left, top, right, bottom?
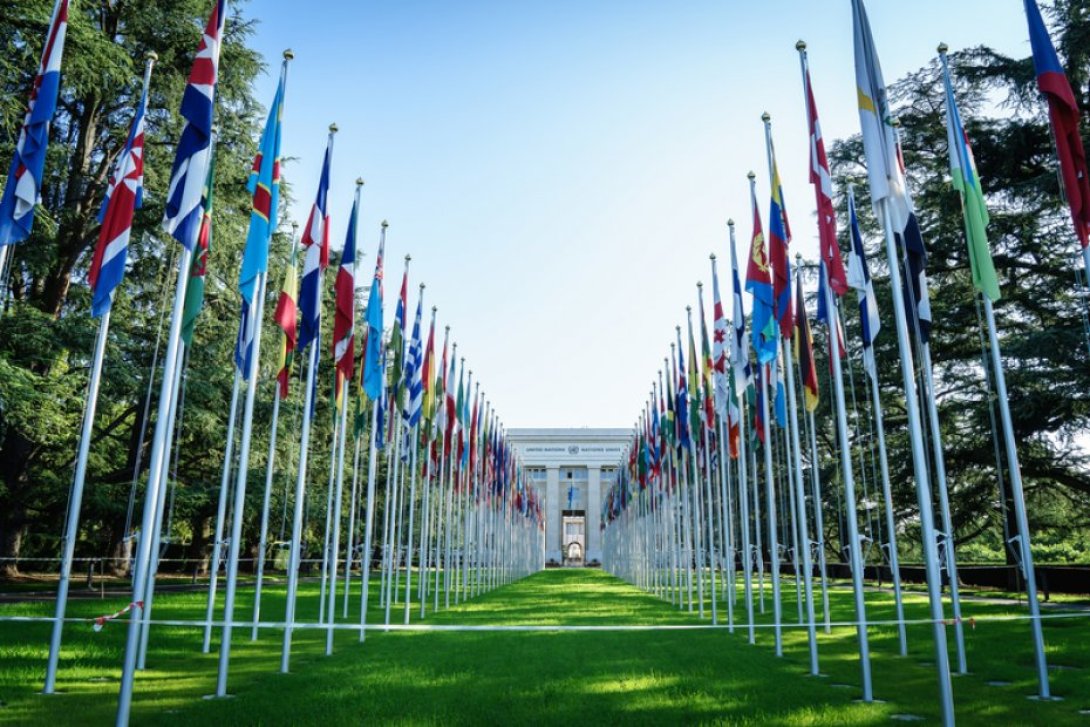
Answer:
1025, 0, 1090, 248
163, 0, 226, 251
746, 181, 777, 363
801, 50, 849, 296
795, 273, 819, 412
675, 327, 690, 450
846, 189, 882, 379
180, 145, 217, 346
273, 240, 298, 398
89, 69, 148, 317
697, 289, 715, 431
362, 225, 386, 401
852, 0, 931, 343
389, 266, 409, 407
768, 143, 793, 338
403, 291, 425, 429
0, 0, 70, 246
421, 310, 437, 431
941, 53, 1001, 302
238, 63, 287, 305
710, 256, 730, 416
298, 135, 333, 353
333, 187, 360, 402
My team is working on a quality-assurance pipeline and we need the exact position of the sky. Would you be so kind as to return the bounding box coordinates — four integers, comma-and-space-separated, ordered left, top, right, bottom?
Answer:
240, 0, 1033, 429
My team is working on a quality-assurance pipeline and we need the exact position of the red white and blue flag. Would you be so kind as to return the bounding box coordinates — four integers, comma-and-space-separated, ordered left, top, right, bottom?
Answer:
298, 134, 334, 353
163, 0, 225, 251
0, 0, 70, 246
88, 75, 148, 317
333, 187, 359, 401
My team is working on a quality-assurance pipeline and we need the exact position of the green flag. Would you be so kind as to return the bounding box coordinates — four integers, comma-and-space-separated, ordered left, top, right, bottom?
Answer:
180, 144, 217, 345
942, 54, 1000, 301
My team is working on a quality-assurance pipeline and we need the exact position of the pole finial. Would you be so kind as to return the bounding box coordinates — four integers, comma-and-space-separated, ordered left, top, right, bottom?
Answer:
145, 50, 159, 62
283, 48, 295, 61
727, 218, 735, 228
381, 219, 389, 229
405, 253, 411, 263
432, 305, 438, 313
937, 42, 949, 55
761, 111, 771, 123
710, 252, 716, 261
747, 170, 756, 181
356, 177, 365, 187
696, 281, 703, 289
329, 122, 338, 134
419, 282, 425, 291
796, 39, 807, 52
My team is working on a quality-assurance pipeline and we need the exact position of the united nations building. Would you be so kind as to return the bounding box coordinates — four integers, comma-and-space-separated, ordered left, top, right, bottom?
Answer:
507, 428, 632, 567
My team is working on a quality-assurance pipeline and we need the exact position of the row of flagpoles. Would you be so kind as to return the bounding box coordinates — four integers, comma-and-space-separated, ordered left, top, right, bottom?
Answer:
0, 2, 546, 725
601, 1, 1088, 724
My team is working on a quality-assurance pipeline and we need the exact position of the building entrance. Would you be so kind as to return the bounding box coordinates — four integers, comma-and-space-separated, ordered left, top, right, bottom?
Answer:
562, 513, 585, 566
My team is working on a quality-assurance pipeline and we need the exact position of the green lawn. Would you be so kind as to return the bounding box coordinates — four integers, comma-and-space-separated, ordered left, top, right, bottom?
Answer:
0, 568, 1087, 725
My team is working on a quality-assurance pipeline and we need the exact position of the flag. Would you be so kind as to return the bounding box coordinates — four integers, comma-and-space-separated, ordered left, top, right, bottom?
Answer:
238, 65, 286, 305
362, 225, 386, 401
374, 349, 387, 451
675, 327, 691, 450
389, 266, 408, 406
89, 73, 148, 317
1025, 0, 1090, 247
697, 290, 715, 431
730, 231, 753, 391
273, 240, 298, 398
686, 311, 702, 440
852, 0, 931, 343
0, 0, 70, 246
234, 298, 256, 379
816, 260, 847, 364
795, 272, 819, 412
768, 144, 794, 337
162, 0, 226, 251
942, 54, 1001, 301
802, 51, 849, 296
333, 188, 360, 401
746, 182, 777, 363
403, 291, 424, 428
710, 256, 730, 416
180, 146, 217, 346
422, 312, 437, 430
846, 189, 881, 378
298, 135, 333, 353
773, 347, 787, 428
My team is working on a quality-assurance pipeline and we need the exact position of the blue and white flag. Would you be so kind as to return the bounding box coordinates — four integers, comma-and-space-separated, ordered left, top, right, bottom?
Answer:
163, 0, 226, 251
0, 0, 70, 246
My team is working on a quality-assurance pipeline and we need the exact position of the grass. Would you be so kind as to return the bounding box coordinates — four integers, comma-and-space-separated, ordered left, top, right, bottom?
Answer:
0, 568, 1087, 725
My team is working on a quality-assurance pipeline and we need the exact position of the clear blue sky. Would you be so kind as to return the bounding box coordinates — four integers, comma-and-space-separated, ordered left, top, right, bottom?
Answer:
240, 0, 1032, 428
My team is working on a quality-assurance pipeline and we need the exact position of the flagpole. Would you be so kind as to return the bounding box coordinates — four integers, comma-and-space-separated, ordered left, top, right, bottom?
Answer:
403, 419, 421, 623
215, 267, 269, 695
877, 194, 955, 723
325, 383, 350, 654
44, 306, 112, 693
757, 361, 782, 655
359, 387, 381, 642
254, 223, 299, 639
344, 429, 363, 617
203, 370, 240, 652
116, 234, 193, 726
281, 330, 320, 671
787, 258, 818, 675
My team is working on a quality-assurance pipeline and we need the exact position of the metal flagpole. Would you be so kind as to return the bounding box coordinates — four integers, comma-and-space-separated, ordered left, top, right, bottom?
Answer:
44, 306, 112, 693
403, 423, 421, 622
758, 361, 782, 656
805, 409, 831, 634
325, 386, 350, 654
358, 382, 382, 642
786, 259, 818, 675
343, 430, 363, 617
878, 196, 954, 722
203, 370, 240, 652
319, 395, 340, 622
215, 269, 269, 695
821, 257, 872, 699
865, 339, 907, 654
281, 340, 319, 671
137, 343, 186, 670
254, 223, 299, 639
47, 52, 158, 693
116, 238, 193, 726
982, 295, 1051, 697
737, 395, 755, 645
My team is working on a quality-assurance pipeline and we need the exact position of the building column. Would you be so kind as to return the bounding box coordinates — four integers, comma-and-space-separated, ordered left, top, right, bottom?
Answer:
545, 465, 561, 564
587, 466, 602, 564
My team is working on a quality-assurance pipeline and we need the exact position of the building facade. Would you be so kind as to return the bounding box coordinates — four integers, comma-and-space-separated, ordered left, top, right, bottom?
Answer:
507, 428, 631, 566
